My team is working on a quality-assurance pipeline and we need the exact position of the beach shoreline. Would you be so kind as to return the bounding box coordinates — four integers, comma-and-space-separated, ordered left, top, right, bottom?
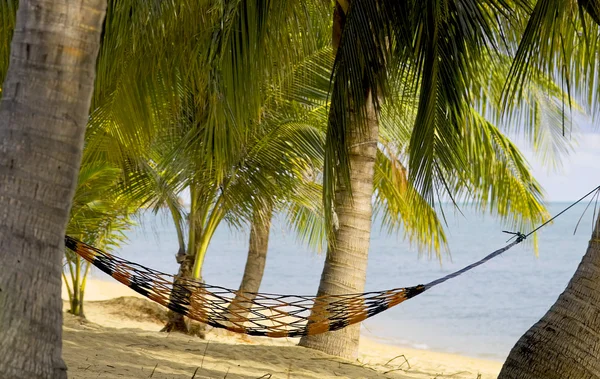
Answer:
362, 332, 505, 363
62, 278, 502, 378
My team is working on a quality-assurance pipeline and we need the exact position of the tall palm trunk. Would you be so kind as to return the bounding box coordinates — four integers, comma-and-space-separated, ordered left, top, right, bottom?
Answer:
298, 0, 379, 360
226, 203, 273, 321
0, 1, 106, 378
498, 214, 600, 379
299, 93, 378, 359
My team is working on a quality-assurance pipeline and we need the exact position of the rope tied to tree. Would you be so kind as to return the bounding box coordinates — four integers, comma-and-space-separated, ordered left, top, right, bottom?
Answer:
66, 185, 600, 337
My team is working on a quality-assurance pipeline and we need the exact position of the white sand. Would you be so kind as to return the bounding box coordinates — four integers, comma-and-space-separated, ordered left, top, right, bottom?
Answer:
62, 278, 502, 378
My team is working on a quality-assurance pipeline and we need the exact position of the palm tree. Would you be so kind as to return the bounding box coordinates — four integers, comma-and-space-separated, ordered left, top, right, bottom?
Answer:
494, 1, 600, 377
148, 1, 330, 333
110, 0, 561, 355
158, 97, 327, 332
299, 0, 571, 359
18, 0, 327, 335
0, 0, 581, 369
63, 156, 136, 318
0, 0, 106, 377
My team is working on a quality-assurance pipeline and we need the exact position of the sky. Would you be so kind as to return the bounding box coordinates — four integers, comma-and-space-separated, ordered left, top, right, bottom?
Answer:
518, 115, 600, 202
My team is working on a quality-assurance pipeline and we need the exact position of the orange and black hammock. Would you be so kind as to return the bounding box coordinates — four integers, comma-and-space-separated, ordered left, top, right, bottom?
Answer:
64, 186, 600, 337
65, 234, 524, 337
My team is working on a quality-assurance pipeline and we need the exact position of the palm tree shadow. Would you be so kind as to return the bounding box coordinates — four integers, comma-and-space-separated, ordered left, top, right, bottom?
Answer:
63, 313, 404, 378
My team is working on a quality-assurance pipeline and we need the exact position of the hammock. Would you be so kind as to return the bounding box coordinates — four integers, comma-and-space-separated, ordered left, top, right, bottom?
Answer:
65, 235, 523, 337
64, 186, 599, 337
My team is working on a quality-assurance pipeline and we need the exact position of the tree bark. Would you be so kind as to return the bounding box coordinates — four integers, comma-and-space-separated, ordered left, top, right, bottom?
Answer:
160, 198, 190, 334
297, 0, 378, 360
161, 252, 195, 334
498, 214, 600, 379
161, 188, 206, 336
0, 1, 106, 378
226, 203, 273, 322
298, 91, 378, 359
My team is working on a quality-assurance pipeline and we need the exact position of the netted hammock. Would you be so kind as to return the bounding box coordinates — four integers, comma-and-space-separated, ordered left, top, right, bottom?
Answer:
65, 234, 524, 338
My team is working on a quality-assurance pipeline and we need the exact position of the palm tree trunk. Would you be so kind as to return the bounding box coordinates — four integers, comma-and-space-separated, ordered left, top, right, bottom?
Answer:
0, 1, 105, 378
162, 185, 214, 337
162, 185, 201, 334
160, 195, 189, 333
298, 0, 378, 360
161, 252, 196, 333
498, 214, 600, 379
226, 203, 273, 322
299, 91, 378, 359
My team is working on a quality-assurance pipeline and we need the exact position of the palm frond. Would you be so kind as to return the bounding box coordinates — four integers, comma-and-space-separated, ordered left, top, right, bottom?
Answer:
502, 0, 600, 120
284, 181, 326, 253
374, 147, 448, 258
450, 106, 549, 248
474, 51, 578, 170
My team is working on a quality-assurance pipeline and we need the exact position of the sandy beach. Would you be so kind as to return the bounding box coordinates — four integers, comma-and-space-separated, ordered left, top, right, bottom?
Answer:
62, 278, 502, 379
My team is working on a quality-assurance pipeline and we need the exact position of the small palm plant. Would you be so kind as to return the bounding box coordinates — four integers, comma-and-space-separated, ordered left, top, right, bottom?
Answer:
64, 159, 135, 317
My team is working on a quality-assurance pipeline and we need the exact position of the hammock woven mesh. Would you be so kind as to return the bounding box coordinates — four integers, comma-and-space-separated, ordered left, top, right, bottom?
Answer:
65, 235, 522, 337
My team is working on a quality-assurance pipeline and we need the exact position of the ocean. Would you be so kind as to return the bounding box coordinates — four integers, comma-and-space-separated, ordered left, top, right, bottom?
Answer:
104, 202, 598, 361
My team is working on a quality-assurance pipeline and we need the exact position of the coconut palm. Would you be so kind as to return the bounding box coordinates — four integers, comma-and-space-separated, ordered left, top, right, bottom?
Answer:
0, 0, 586, 369
0, 0, 106, 378
63, 155, 137, 318
157, 94, 327, 332
295, 0, 554, 359
66, 0, 196, 322
88, 0, 565, 353
6, 0, 328, 335
147, 1, 331, 333
499, 213, 600, 378
215, 14, 560, 356
287, 0, 598, 358
494, 1, 600, 377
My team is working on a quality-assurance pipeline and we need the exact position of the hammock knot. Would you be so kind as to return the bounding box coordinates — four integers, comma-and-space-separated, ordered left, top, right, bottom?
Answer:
502, 230, 526, 243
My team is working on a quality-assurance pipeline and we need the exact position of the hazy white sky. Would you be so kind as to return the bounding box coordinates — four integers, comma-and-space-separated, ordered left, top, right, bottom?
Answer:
518, 117, 599, 202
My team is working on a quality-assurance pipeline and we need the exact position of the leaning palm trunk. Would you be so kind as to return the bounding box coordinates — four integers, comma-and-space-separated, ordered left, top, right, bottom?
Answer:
498, 214, 600, 379
0, 1, 106, 378
161, 188, 207, 336
299, 92, 378, 359
226, 203, 273, 322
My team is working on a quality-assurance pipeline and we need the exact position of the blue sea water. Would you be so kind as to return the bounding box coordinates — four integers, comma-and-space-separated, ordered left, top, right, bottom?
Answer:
102, 202, 598, 361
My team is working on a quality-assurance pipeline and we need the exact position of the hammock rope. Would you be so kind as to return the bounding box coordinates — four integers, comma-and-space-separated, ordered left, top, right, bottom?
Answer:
66, 185, 600, 338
